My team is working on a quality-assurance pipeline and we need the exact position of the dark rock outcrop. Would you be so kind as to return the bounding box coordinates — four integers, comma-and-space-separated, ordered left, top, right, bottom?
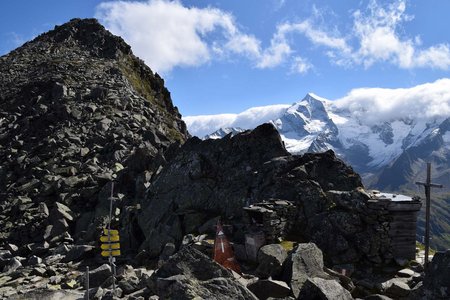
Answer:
422, 250, 450, 299
136, 123, 392, 267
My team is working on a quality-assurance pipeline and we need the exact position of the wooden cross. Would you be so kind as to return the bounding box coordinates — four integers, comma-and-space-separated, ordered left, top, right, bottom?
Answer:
416, 162, 443, 268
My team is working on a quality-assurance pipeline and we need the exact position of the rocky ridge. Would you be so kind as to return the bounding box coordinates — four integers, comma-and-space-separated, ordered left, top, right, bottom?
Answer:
0, 18, 188, 257
0, 18, 446, 300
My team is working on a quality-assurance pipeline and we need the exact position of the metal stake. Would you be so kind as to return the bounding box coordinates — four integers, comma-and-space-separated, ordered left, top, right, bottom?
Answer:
85, 266, 89, 300
108, 182, 116, 296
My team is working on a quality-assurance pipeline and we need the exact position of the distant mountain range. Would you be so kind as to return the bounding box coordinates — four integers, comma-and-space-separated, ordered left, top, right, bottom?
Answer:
186, 92, 450, 250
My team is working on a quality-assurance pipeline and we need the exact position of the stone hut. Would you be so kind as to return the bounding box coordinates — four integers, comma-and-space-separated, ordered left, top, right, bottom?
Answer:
243, 191, 422, 265
369, 192, 422, 260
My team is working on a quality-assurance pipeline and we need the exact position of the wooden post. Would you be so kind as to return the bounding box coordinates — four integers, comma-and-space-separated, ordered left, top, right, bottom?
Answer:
416, 162, 443, 268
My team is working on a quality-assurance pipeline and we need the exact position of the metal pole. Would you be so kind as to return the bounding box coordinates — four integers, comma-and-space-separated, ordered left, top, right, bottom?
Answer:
108, 182, 116, 296
112, 257, 116, 296
85, 266, 89, 300
108, 182, 114, 237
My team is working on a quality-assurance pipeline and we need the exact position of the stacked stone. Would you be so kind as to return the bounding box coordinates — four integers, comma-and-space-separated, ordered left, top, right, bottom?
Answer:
243, 199, 297, 242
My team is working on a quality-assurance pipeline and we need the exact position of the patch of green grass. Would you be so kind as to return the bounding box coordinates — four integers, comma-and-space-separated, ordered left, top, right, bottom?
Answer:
280, 240, 296, 251
119, 56, 158, 106
166, 127, 184, 143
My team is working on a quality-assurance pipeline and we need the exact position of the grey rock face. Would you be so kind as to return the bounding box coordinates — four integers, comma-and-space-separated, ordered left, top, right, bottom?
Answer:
0, 18, 188, 256
155, 246, 230, 281
3, 257, 22, 273
137, 124, 370, 265
298, 277, 353, 300
256, 244, 288, 279
150, 246, 257, 300
283, 243, 328, 298
423, 250, 450, 298
81, 263, 112, 287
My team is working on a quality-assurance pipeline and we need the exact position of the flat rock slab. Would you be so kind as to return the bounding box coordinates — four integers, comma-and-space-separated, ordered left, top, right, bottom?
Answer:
397, 268, 416, 278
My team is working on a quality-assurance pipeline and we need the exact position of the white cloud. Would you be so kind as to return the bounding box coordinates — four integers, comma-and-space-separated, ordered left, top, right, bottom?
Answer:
96, 0, 314, 73
256, 38, 291, 68
290, 56, 312, 74
184, 104, 290, 137
281, 21, 350, 54
335, 78, 450, 124
96, 0, 260, 73
95, 0, 450, 74
350, 0, 450, 69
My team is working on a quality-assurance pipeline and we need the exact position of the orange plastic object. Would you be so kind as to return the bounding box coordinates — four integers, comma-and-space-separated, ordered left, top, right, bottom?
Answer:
213, 221, 241, 274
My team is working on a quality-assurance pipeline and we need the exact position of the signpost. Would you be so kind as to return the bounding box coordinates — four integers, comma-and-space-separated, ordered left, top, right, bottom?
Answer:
99, 182, 120, 296
100, 229, 121, 257
416, 162, 443, 268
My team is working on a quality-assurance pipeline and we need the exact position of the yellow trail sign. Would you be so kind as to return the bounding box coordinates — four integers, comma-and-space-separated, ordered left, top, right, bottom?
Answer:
101, 243, 120, 250
103, 229, 119, 236
101, 250, 121, 257
100, 235, 120, 243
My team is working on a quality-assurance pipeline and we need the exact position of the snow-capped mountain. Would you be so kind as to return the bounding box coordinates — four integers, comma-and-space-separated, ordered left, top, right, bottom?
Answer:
184, 80, 450, 250
204, 127, 245, 139
185, 89, 450, 191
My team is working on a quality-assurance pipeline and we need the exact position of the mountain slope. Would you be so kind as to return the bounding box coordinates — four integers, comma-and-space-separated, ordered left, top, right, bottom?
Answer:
0, 18, 188, 249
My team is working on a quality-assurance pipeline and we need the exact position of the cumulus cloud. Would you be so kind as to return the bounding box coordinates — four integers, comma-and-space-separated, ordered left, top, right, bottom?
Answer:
96, 0, 312, 73
95, 0, 450, 74
290, 56, 312, 74
267, 0, 450, 70
350, 0, 450, 69
335, 78, 450, 124
96, 0, 260, 73
184, 104, 290, 137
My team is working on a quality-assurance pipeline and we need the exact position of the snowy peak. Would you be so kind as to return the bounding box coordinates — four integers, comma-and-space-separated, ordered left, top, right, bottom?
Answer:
287, 93, 330, 120
185, 91, 450, 190
204, 127, 245, 139
286, 93, 328, 119
274, 93, 339, 153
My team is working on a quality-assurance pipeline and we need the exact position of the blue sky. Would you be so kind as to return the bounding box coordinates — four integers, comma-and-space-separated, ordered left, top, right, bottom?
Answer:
1, 0, 450, 116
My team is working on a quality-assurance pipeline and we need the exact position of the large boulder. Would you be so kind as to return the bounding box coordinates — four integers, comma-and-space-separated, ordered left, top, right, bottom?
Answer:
283, 243, 328, 298
256, 244, 288, 279
423, 250, 450, 298
298, 277, 353, 300
149, 246, 257, 300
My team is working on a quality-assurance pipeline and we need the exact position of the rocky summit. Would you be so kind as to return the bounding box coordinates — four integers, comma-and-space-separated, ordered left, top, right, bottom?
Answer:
0, 18, 187, 249
0, 18, 444, 300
